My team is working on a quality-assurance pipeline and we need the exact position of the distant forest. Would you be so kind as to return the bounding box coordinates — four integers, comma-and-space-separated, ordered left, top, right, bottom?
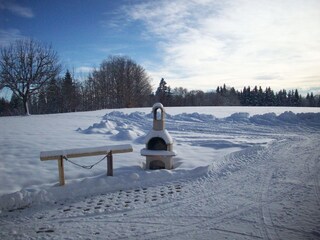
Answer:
0, 40, 319, 116
155, 78, 319, 108
1, 75, 319, 116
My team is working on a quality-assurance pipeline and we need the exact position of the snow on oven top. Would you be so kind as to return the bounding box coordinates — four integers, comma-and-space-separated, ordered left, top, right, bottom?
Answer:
143, 129, 173, 145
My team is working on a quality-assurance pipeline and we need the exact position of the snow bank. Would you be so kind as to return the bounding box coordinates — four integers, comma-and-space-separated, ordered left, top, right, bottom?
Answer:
169, 112, 216, 122
251, 111, 320, 126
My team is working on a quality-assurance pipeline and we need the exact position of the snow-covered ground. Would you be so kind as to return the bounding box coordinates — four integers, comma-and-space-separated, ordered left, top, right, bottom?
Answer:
0, 106, 320, 239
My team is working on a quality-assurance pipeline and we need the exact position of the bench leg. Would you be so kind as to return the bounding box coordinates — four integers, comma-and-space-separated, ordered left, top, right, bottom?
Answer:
107, 151, 113, 176
58, 156, 65, 186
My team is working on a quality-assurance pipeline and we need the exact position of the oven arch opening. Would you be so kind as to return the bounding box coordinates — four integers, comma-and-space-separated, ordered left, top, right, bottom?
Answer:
147, 137, 167, 150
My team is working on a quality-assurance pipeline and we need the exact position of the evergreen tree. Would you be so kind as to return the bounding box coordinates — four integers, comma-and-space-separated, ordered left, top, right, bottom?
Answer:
222, 84, 227, 95
307, 92, 316, 107
257, 86, 264, 106
293, 89, 301, 106
37, 87, 47, 113
240, 87, 246, 105
241, 86, 251, 105
252, 86, 258, 106
62, 70, 77, 112
264, 87, 275, 106
216, 86, 220, 94
0, 97, 11, 116
46, 78, 62, 113
276, 89, 286, 106
10, 94, 23, 115
155, 78, 170, 105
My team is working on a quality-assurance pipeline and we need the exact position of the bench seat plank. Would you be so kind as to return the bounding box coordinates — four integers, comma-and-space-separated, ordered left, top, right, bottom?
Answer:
40, 144, 133, 161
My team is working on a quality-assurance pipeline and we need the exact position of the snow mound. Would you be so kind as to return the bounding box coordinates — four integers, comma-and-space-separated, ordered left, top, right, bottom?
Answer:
171, 113, 216, 122
0, 189, 52, 211
250, 112, 279, 125
80, 120, 117, 134
193, 140, 251, 149
278, 111, 300, 124
111, 128, 144, 141
297, 112, 320, 126
250, 111, 320, 126
226, 112, 250, 122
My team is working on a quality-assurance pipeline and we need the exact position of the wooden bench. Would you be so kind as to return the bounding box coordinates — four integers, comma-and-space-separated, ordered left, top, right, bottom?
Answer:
40, 144, 133, 186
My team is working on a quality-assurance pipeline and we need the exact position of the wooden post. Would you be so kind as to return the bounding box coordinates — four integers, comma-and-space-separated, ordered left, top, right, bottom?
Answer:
58, 156, 65, 186
107, 151, 113, 176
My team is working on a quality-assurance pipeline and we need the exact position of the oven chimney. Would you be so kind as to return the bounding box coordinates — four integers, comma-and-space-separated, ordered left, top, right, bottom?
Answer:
153, 103, 165, 131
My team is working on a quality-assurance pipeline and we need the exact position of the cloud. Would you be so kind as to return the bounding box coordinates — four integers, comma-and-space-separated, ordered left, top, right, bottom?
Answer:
126, 0, 320, 92
0, 29, 23, 47
0, 0, 34, 18
255, 75, 280, 81
75, 66, 94, 74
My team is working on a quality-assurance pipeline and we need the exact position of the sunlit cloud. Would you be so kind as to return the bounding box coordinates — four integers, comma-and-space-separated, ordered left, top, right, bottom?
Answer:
126, 0, 320, 93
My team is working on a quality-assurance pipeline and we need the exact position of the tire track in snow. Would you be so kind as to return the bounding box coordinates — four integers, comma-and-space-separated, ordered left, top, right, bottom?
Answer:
120, 145, 280, 239
225, 139, 295, 240
304, 137, 320, 207
226, 141, 279, 240
257, 138, 306, 240
258, 142, 280, 239
313, 156, 320, 206
256, 136, 320, 240
310, 138, 320, 206
259, 167, 280, 240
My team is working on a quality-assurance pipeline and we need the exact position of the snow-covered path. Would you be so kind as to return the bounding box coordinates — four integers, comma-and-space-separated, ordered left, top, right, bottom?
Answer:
1, 108, 319, 239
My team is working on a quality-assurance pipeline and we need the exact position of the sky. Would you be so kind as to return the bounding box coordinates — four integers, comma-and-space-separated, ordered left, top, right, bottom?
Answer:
1, 0, 320, 94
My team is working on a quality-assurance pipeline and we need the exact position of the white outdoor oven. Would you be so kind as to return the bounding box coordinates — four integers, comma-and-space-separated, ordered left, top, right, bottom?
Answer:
141, 103, 176, 170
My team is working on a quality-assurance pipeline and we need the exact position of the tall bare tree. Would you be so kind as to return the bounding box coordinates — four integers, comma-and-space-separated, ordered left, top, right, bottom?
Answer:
86, 56, 152, 109
0, 39, 61, 115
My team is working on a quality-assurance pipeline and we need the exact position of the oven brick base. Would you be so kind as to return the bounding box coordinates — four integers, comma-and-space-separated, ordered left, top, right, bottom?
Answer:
146, 155, 173, 170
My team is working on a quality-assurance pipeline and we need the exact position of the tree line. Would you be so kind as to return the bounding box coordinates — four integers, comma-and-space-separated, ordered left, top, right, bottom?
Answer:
156, 80, 320, 108
0, 39, 319, 116
0, 56, 153, 116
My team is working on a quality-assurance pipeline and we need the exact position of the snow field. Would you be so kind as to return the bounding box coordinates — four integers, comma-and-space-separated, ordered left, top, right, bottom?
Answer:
0, 106, 320, 239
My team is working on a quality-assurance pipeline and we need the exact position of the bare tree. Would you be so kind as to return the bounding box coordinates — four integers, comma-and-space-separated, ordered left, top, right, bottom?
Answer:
87, 56, 152, 109
0, 39, 61, 115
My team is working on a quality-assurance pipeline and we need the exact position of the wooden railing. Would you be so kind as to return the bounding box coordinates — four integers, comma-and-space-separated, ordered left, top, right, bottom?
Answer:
40, 144, 133, 186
